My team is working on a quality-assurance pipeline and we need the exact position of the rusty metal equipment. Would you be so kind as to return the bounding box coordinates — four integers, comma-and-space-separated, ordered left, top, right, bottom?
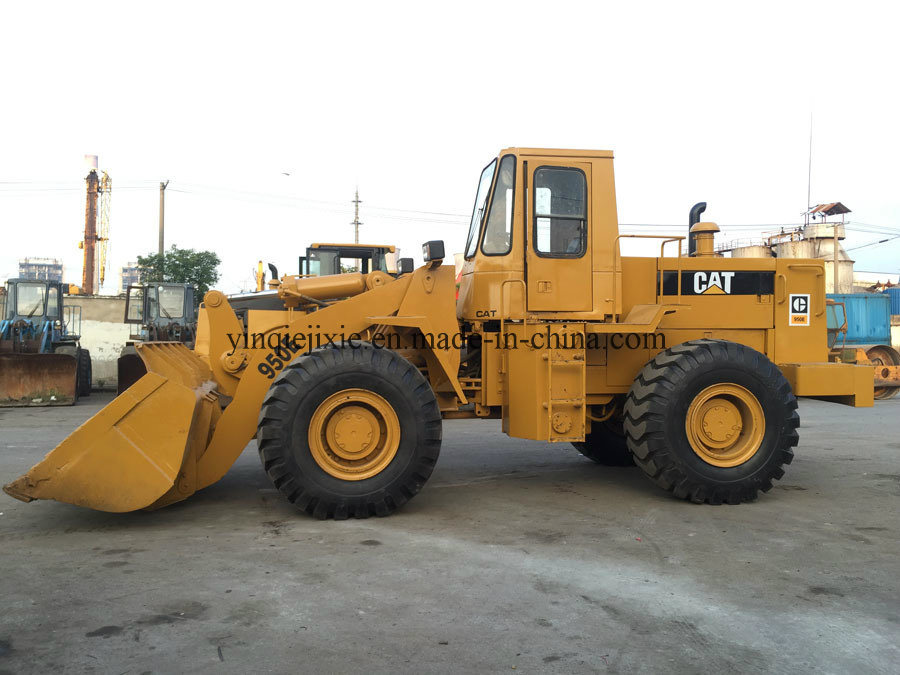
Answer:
0, 279, 91, 406
5, 148, 874, 517
826, 297, 900, 399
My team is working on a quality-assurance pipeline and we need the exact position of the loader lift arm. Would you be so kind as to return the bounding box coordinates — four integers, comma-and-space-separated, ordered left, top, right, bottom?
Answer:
4, 261, 462, 511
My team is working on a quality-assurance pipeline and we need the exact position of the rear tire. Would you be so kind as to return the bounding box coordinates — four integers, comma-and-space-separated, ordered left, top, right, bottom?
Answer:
624, 339, 798, 504
257, 343, 442, 519
571, 418, 634, 466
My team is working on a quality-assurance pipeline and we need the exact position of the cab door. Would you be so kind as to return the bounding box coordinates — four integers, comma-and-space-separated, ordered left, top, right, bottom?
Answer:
526, 162, 593, 311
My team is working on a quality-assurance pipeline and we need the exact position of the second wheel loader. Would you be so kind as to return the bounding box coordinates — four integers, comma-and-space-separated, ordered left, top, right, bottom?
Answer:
117, 282, 197, 394
1, 279, 91, 406
4, 148, 873, 517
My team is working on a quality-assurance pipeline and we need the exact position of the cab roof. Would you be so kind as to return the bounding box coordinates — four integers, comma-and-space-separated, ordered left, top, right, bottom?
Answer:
310, 243, 395, 251
500, 147, 614, 159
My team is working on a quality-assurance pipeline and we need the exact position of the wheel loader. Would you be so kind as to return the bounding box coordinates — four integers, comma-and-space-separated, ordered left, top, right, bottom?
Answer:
117, 282, 197, 394
3, 148, 874, 517
1, 279, 92, 406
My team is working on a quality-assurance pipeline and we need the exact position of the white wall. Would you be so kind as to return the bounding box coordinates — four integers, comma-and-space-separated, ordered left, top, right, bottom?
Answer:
64, 295, 130, 390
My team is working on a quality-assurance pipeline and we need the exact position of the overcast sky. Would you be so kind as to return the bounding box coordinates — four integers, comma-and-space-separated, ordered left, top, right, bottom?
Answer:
2, 1, 898, 293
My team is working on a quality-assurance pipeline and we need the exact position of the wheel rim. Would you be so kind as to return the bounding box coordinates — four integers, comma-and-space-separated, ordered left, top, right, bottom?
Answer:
308, 388, 401, 481
866, 346, 900, 400
685, 383, 765, 467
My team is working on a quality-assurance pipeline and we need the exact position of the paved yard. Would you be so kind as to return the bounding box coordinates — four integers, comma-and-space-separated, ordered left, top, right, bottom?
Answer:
0, 395, 898, 673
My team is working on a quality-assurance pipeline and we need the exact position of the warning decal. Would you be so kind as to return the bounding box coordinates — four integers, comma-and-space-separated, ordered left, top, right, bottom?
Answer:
789, 294, 810, 326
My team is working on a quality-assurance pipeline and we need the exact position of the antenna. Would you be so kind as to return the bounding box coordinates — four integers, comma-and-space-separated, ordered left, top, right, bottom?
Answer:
806, 112, 813, 224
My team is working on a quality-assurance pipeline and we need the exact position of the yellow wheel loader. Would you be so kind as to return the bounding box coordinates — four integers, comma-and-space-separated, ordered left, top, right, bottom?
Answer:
3, 148, 874, 517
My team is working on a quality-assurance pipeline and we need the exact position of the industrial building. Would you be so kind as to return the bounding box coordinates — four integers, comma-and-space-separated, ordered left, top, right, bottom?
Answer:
18, 257, 64, 282
718, 202, 861, 293
120, 262, 141, 291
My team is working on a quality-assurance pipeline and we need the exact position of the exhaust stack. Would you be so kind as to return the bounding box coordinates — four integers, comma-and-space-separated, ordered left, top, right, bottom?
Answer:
688, 202, 707, 256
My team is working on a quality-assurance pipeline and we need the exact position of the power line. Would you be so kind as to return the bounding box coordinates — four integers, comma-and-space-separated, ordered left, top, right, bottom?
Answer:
172, 182, 470, 218
846, 235, 900, 252
6, 177, 899, 235
166, 188, 469, 226
0, 185, 157, 192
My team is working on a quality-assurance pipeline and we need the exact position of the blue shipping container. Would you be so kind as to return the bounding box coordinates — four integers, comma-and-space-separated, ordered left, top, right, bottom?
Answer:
827, 293, 891, 345
883, 287, 900, 316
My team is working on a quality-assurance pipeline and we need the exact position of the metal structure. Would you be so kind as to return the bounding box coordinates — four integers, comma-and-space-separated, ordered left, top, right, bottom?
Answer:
81, 169, 99, 295
4, 148, 874, 517
98, 172, 112, 288
719, 203, 855, 294
79, 158, 112, 295
0, 279, 91, 405
826, 293, 900, 399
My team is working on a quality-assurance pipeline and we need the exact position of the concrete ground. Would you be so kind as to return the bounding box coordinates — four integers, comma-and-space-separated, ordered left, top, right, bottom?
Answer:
0, 395, 898, 674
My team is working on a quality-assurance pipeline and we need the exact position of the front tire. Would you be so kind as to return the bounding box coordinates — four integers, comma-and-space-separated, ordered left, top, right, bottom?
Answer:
77, 349, 92, 397
624, 339, 798, 504
257, 343, 442, 519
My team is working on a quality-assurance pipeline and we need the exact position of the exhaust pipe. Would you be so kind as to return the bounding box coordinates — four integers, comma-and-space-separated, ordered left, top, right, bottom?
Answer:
688, 202, 707, 256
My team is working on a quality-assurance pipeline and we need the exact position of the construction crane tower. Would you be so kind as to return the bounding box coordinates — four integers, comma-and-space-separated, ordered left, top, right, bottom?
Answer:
98, 172, 112, 288
79, 156, 111, 295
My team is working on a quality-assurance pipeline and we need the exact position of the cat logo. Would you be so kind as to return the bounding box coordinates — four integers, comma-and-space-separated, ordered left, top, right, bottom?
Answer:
789, 294, 810, 326
693, 271, 735, 295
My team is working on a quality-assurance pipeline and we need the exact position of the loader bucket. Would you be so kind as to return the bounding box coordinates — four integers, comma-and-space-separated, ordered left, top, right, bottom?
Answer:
2, 343, 219, 512
117, 350, 147, 395
0, 353, 77, 407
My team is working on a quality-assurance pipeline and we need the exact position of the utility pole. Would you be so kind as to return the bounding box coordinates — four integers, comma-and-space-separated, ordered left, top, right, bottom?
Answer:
351, 187, 362, 244
833, 222, 840, 293
158, 180, 169, 280
82, 169, 100, 295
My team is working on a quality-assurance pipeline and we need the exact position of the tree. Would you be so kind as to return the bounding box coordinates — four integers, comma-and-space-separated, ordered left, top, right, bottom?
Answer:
137, 245, 221, 301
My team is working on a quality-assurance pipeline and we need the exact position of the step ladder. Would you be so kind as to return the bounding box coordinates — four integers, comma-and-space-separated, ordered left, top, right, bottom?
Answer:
542, 333, 586, 442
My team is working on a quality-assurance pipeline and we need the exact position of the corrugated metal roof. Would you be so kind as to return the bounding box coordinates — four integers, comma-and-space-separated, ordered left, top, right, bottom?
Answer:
806, 202, 851, 216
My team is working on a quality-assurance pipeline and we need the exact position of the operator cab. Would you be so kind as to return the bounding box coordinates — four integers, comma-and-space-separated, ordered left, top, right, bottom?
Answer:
1, 278, 81, 351
124, 283, 196, 340
2, 279, 64, 324
456, 148, 619, 323
299, 244, 396, 277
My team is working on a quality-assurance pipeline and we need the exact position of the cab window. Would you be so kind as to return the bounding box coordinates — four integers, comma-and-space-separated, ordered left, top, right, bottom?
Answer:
46, 286, 59, 318
16, 282, 46, 317
464, 159, 497, 258
533, 167, 587, 257
158, 286, 185, 319
146, 286, 159, 320
310, 250, 338, 276
125, 287, 145, 323
481, 155, 516, 255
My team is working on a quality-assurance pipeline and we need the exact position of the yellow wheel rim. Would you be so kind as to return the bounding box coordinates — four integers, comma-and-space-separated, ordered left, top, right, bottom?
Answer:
308, 388, 401, 481
685, 383, 765, 467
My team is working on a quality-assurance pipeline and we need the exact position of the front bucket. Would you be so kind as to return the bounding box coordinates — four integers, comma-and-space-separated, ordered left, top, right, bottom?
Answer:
117, 349, 147, 395
0, 353, 77, 406
3, 343, 219, 512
